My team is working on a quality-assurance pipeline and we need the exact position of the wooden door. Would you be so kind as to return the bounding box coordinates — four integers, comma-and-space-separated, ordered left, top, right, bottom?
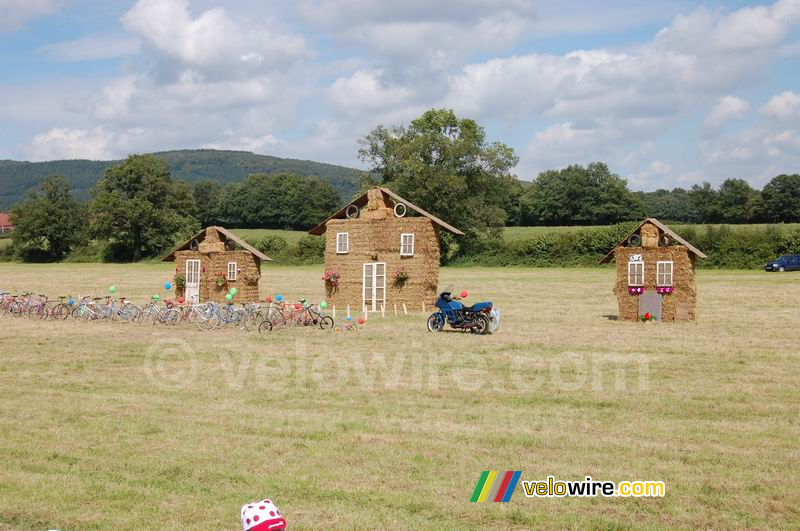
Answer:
186, 259, 201, 303
362, 262, 386, 312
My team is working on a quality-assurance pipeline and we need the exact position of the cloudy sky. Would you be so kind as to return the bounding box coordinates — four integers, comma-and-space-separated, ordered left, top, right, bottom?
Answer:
1, 0, 799, 190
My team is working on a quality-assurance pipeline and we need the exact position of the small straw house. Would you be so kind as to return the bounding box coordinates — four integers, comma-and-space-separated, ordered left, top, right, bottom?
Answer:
600, 218, 707, 322
309, 187, 463, 312
162, 226, 271, 303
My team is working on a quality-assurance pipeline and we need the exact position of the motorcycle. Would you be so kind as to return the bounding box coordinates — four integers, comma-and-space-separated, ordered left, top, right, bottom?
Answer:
426, 291, 494, 334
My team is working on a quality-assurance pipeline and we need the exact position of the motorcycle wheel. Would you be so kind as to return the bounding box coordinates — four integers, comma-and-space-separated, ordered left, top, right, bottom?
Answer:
470, 314, 490, 335
427, 314, 444, 332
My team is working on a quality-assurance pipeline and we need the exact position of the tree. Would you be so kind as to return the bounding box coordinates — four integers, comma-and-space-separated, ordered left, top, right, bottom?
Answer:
193, 180, 222, 226
91, 154, 199, 261
10, 175, 87, 261
756, 174, 800, 223
688, 182, 723, 223
718, 178, 758, 223
638, 188, 691, 222
524, 163, 641, 225
358, 108, 519, 256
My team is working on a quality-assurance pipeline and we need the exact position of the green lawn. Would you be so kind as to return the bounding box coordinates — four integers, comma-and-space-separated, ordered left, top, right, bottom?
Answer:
231, 228, 310, 245
1, 264, 799, 528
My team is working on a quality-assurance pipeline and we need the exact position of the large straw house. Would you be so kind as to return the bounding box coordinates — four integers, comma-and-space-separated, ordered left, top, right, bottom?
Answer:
600, 218, 707, 322
309, 187, 463, 312
162, 226, 271, 303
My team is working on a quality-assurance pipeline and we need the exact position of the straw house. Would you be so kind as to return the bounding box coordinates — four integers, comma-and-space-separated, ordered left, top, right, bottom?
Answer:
309, 187, 463, 312
162, 226, 271, 303
600, 218, 707, 322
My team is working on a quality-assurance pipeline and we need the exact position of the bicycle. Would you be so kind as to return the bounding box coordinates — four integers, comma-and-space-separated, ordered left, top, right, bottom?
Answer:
138, 297, 181, 326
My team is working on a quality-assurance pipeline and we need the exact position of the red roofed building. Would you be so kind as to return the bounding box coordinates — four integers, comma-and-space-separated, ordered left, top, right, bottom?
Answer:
0, 213, 12, 234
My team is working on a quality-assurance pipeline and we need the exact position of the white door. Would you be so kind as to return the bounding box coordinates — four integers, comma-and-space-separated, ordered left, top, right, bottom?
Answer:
362, 262, 386, 312
186, 259, 201, 304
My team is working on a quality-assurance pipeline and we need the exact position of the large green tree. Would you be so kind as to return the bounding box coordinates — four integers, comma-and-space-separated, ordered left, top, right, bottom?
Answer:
756, 174, 800, 223
91, 154, 198, 261
216, 173, 341, 229
10, 175, 87, 261
192, 180, 222, 227
718, 178, 758, 223
688, 182, 723, 223
358, 108, 519, 256
523, 163, 641, 226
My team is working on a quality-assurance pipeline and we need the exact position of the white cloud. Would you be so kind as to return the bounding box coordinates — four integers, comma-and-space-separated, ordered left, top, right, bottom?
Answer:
24, 127, 149, 161
704, 96, 750, 129
327, 70, 415, 114
761, 90, 800, 120
0, 0, 60, 31
39, 33, 140, 62
121, 0, 311, 75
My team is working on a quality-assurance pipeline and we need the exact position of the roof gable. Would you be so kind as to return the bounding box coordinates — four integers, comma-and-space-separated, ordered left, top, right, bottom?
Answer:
308, 187, 464, 236
600, 218, 707, 263
161, 226, 272, 261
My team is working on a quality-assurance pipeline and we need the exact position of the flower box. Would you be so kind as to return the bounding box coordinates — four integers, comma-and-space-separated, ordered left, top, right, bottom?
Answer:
656, 286, 673, 294
628, 286, 645, 295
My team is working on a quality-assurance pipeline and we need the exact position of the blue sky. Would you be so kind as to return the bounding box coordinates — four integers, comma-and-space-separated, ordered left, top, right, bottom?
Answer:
1, 0, 799, 190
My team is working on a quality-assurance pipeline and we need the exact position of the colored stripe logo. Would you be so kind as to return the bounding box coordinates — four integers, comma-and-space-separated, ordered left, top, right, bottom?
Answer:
470, 471, 522, 502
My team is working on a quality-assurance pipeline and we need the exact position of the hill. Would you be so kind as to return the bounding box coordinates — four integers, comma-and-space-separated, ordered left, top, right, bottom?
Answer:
0, 149, 363, 210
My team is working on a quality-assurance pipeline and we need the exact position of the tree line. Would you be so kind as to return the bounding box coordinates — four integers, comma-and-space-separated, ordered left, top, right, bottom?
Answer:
3, 108, 799, 263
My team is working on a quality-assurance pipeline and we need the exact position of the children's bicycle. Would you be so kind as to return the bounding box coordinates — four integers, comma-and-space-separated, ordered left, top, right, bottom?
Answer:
333, 320, 358, 332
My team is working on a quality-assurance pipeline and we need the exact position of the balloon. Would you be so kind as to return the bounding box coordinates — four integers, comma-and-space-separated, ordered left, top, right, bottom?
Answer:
320, 301, 328, 309
276, 294, 284, 302
226, 293, 233, 301
264, 295, 272, 303
230, 287, 237, 296
357, 317, 366, 325
109, 285, 116, 294
346, 316, 352, 321
178, 296, 185, 304
152, 294, 160, 301
644, 312, 651, 320
68, 298, 75, 305
460, 290, 469, 298
165, 282, 172, 290
294, 303, 302, 310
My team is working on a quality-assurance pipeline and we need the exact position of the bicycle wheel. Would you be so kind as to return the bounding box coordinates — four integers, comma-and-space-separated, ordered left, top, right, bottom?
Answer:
162, 308, 182, 326
244, 311, 263, 332
197, 313, 218, 331
121, 304, 141, 322
51, 303, 71, 320
258, 319, 273, 333
72, 305, 92, 321
319, 316, 334, 330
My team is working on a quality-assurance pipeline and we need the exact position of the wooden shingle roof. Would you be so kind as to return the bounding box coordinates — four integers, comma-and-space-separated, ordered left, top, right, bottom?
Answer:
599, 218, 707, 263
308, 187, 464, 236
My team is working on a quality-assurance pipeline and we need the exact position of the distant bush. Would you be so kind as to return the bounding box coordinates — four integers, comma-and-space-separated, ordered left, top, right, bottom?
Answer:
452, 223, 800, 269
247, 234, 324, 265
255, 235, 289, 257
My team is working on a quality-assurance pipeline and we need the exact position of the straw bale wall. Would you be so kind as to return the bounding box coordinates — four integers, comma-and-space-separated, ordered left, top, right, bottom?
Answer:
323, 215, 440, 312
173, 249, 261, 303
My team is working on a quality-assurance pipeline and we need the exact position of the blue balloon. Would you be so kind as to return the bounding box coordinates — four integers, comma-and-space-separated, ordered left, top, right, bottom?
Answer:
165, 282, 172, 290
68, 298, 75, 305
346, 316, 352, 321
276, 294, 284, 302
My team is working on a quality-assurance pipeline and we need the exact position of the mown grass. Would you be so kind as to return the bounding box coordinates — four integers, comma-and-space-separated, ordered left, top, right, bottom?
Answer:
231, 229, 309, 246
1, 264, 799, 528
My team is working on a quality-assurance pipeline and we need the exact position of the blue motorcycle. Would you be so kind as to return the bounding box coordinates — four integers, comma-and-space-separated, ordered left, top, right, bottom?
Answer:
427, 291, 493, 334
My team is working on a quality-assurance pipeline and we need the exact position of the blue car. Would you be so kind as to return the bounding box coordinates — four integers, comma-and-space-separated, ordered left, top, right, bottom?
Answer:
765, 255, 800, 272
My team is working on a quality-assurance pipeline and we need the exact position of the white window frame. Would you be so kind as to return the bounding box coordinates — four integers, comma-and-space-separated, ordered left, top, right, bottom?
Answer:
628, 261, 644, 286
400, 233, 415, 256
336, 232, 349, 254
657, 261, 673, 286
227, 261, 237, 281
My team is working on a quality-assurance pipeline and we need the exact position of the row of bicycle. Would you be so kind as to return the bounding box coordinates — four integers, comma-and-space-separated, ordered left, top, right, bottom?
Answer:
0, 292, 359, 332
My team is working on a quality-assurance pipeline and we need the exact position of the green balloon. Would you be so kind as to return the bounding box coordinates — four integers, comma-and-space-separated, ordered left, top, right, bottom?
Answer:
225, 293, 233, 301
109, 285, 116, 293
230, 287, 238, 296
153, 294, 160, 301
320, 301, 328, 309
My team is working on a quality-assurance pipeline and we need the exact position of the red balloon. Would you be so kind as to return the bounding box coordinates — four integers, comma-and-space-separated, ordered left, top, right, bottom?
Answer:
294, 303, 302, 310
264, 295, 272, 303
177, 297, 185, 304
460, 290, 469, 298
357, 317, 366, 325
644, 312, 651, 320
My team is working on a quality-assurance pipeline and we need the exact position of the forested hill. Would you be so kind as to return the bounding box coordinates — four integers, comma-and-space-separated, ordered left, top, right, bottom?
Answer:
0, 149, 363, 209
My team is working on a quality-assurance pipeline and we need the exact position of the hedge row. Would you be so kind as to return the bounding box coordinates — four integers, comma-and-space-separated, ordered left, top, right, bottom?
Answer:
453, 223, 800, 269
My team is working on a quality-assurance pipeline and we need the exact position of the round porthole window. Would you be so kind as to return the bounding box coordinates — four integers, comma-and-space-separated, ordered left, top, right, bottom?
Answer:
345, 204, 360, 219
394, 202, 407, 218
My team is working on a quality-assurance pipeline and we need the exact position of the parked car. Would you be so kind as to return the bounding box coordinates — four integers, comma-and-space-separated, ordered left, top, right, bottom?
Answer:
765, 255, 800, 272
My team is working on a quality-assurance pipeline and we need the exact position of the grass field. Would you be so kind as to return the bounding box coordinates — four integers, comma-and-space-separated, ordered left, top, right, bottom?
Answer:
1, 264, 799, 528
231, 229, 310, 245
